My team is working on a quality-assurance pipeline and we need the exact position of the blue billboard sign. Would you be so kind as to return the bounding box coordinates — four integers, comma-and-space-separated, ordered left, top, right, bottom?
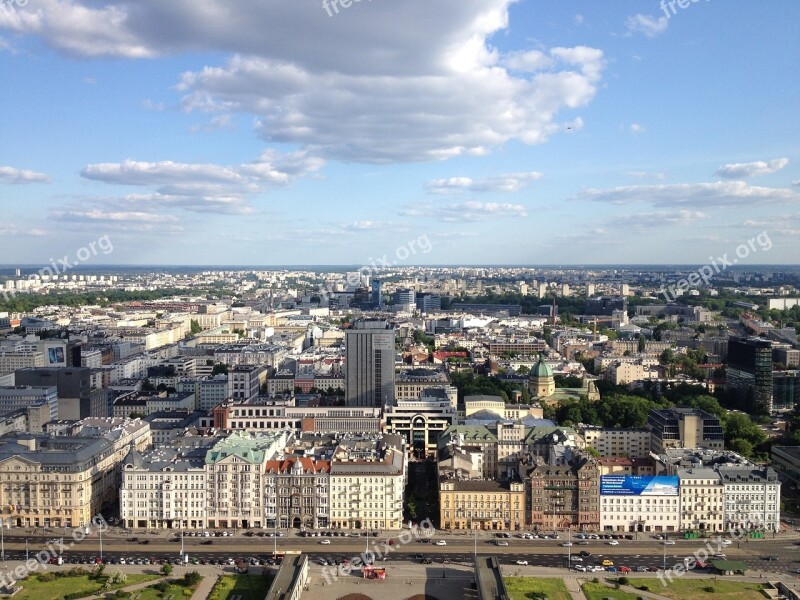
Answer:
600, 475, 679, 496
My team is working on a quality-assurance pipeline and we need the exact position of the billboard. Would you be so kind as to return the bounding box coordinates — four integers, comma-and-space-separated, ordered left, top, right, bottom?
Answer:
600, 475, 679, 496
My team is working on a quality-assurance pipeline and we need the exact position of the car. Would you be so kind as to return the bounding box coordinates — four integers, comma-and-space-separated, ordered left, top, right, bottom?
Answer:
435, 540, 447, 546
317, 558, 327, 566
765, 555, 780, 561
422, 558, 432, 564
119, 558, 126, 565
719, 539, 732, 546
577, 541, 590, 546
126, 537, 138, 542
575, 533, 586, 539
561, 542, 573, 547
570, 557, 583, 562
226, 558, 236, 565
574, 565, 587, 572
516, 560, 528, 566
663, 540, 676, 545
320, 539, 331, 544
139, 540, 149, 545
619, 566, 631, 573
578, 551, 592, 557
636, 566, 648, 573
201, 540, 213, 545
607, 540, 619, 546
607, 566, 618, 573
495, 541, 509, 546
602, 560, 614, 567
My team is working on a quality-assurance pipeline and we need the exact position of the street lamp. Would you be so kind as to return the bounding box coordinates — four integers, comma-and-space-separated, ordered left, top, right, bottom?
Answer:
0, 517, 5, 562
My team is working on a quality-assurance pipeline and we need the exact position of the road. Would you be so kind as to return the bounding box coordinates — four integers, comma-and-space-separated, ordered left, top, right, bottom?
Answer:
1, 531, 797, 576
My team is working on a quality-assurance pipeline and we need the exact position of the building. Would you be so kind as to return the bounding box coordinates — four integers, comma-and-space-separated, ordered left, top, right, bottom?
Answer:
206, 431, 289, 529
771, 446, 800, 486
528, 357, 556, 398
647, 407, 724, 453
15, 367, 107, 419
586, 296, 628, 316
464, 395, 543, 421
344, 319, 396, 408
0, 351, 45, 375
209, 399, 381, 434
329, 435, 406, 530
772, 370, 798, 412
120, 438, 212, 529
719, 466, 781, 532
415, 292, 441, 313
395, 369, 454, 405
383, 390, 457, 455
227, 366, 265, 402
439, 425, 498, 479
0, 386, 58, 422
394, 289, 416, 310
487, 339, 548, 356
0, 417, 151, 528
526, 456, 600, 532
677, 467, 724, 532
727, 336, 774, 413
264, 457, 330, 529
142, 411, 202, 445
599, 474, 680, 533
439, 479, 525, 531
580, 426, 651, 459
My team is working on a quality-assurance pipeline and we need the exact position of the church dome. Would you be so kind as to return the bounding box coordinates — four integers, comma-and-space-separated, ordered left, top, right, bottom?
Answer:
532, 357, 553, 378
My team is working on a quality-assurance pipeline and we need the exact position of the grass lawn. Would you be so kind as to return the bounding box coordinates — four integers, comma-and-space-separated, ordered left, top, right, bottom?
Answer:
635, 578, 765, 600
504, 577, 572, 600
581, 581, 643, 600
134, 581, 194, 600
207, 574, 272, 600
14, 573, 157, 600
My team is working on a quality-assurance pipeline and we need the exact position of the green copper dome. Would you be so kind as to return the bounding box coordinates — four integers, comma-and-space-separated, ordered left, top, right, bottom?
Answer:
532, 356, 553, 378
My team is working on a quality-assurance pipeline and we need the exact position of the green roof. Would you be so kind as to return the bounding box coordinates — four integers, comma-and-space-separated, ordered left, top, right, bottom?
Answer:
532, 357, 553, 378
205, 431, 284, 465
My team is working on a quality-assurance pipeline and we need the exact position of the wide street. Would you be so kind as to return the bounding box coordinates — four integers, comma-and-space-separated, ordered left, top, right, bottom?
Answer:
1, 527, 798, 577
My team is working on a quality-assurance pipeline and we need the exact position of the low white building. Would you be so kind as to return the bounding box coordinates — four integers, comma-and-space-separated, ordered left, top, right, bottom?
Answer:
677, 467, 724, 532
600, 475, 680, 533
719, 466, 781, 532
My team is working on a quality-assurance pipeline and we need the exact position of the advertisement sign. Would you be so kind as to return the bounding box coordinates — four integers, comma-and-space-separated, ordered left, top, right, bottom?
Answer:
600, 475, 679, 496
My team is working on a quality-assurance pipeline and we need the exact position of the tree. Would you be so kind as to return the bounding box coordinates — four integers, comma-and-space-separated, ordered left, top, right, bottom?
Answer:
160, 562, 174, 577
728, 439, 754, 457
211, 363, 229, 375
637, 335, 647, 353
183, 571, 202, 587
189, 319, 202, 335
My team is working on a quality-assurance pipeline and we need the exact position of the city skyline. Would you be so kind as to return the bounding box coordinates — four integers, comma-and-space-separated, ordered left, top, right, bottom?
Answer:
1, 1, 798, 265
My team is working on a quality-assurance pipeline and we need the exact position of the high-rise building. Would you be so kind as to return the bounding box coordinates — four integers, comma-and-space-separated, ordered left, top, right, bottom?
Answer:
586, 283, 596, 297
647, 407, 724, 453
345, 319, 396, 408
772, 370, 798, 412
394, 288, 416, 310
370, 279, 382, 307
415, 292, 441, 313
727, 336, 774, 413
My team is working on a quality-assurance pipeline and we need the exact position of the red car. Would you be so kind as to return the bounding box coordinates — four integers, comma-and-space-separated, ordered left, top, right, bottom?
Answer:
619, 566, 631, 573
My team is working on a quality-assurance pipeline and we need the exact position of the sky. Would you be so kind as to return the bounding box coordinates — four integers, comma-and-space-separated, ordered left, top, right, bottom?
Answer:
0, 0, 798, 267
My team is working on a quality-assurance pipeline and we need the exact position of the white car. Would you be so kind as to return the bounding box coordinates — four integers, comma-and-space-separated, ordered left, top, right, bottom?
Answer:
574, 565, 588, 572
570, 557, 583, 562
320, 539, 331, 544
119, 558, 126, 565
435, 540, 447, 546
495, 541, 509, 546
608, 540, 619, 546
561, 542, 573, 547
719, 539, 732, 546
516, 560, 528, 566
712, 553, 726, 559
663, 540, 676, 545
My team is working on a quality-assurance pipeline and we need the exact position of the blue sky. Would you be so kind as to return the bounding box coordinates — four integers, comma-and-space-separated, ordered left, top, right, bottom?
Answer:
0, 0, 798, 266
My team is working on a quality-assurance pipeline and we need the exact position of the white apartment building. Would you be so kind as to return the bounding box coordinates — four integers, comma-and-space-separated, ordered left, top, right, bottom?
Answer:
329, 435, 406, 531
677, 467, 724, 532
600, 475, 680, 532
227, 366, 264, 401
120, 440, 210, 529
580, 426, 652, 459
719, 466, 781, 532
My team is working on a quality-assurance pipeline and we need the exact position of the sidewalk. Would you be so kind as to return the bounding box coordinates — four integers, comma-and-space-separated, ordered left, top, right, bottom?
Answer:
564, 576, 588, 600
190, 573, 220, 600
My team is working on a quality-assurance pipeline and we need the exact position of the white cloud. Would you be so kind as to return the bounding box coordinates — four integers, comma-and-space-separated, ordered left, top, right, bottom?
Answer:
0, 166, 51, 184
715, 158, 789, 179
627, 171, 667, 181
793, 180, 800, 187
614, 210, 707, 230
630, 123, 645, 135
189, 114, 234, 133
0, 225, 47, 236
625, 14, 669, 38
579, 181, 800, 208
426, 171, 543, 194
0, 1, 605, 164
79, 151, 324, 215
401, 200, 527, 222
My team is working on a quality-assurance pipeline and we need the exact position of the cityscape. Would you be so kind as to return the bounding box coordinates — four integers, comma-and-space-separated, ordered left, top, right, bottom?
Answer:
1, 2, 799, 600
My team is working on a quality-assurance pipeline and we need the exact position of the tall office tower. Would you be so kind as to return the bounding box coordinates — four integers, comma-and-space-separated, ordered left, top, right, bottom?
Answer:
560, 283, 571, 297
394, 288, 416, 310
727, 336, 774, 413
345, 319, 396, 408
586, 283, 596, 297
620, 284, 630, 296
371, 279, 383, 307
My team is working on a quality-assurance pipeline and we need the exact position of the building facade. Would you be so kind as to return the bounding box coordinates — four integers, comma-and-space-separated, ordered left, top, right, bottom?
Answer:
264, 457, 330, 530
439, 479, 525, 531
345, 319, 396, 408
